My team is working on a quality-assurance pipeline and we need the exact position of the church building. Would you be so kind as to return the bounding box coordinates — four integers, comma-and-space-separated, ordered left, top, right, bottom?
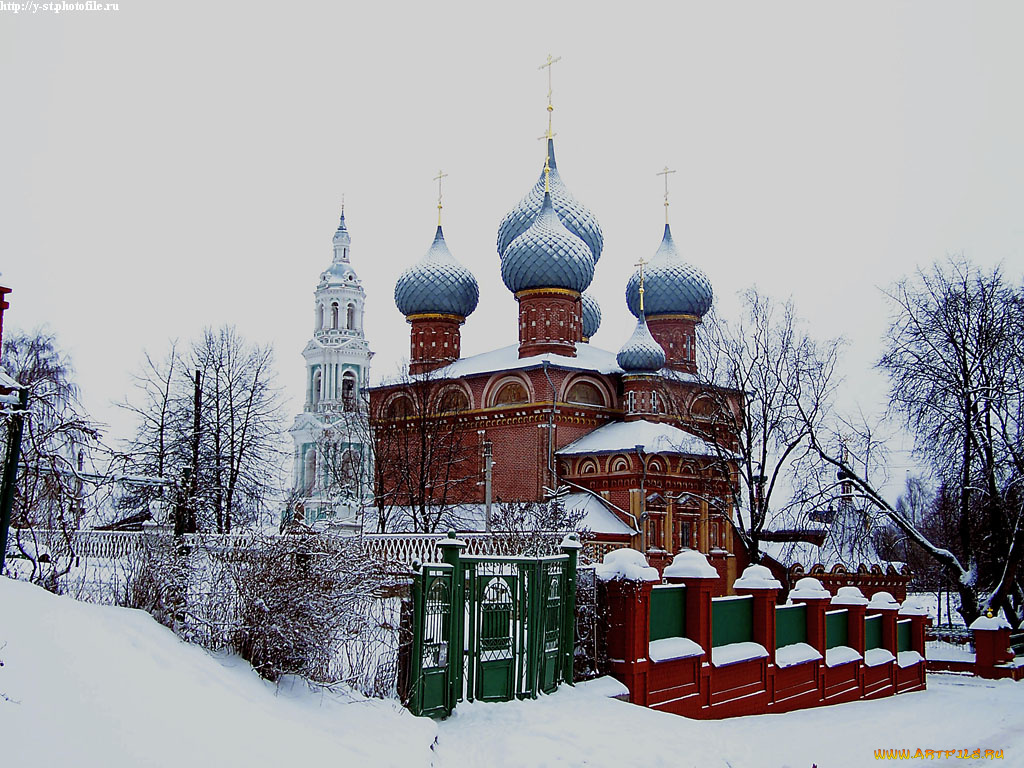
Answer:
369, 101, 745, 578
288, 211, 373, 529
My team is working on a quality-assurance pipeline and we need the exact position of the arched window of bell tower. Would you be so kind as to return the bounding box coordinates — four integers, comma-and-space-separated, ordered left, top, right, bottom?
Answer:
331, 302, 339, 330
312, 369, 323, 405
346, 303, 355, 330
317, 304, 324, 331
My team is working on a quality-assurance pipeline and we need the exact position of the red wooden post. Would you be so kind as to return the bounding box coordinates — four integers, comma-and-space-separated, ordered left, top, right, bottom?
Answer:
866, 591, 900, 654
789, 577, 831, 656
970, 613, 1013, 679
602, 578, 653, 704
832, 587, 869, 655
898, 601, 930, 657
734, 564, 782, 663
664, 550, 720, 653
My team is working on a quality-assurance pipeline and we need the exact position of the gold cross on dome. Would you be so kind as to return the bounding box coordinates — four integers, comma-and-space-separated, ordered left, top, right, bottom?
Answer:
657, 166, 676, 225
634, 256, 649, 313
433, 169, 448, 226
538, 54, 561, 138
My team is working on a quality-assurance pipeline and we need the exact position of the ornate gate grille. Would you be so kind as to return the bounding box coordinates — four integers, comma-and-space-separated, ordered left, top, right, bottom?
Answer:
407, 535, 579, 717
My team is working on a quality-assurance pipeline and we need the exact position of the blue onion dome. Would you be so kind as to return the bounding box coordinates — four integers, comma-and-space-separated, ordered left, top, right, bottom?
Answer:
581, 292, 601, 340
616, 314, 666, 372
395, 226, 479, 318
496, 139, 604, 263
501, 192, 595, 295
625, 224, 713, 318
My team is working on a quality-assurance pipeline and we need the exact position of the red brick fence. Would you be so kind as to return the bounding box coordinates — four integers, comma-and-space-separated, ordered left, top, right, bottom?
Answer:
597, 550, 928, 719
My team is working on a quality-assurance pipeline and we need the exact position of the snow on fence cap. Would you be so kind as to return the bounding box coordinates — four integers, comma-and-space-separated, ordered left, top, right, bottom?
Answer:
831, 586, 868, 606
733, 564, 782, 590
867, 591, 900, 610
898, 597, 930, 616
969, 613, 1012, 631
595, 548, 660, 582
559, 533, 583, 551
663, 549, 719, 579
788, 577, 830, 599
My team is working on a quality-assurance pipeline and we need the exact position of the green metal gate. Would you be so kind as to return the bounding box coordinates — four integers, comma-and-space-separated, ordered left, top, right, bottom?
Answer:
407, 534, 580, 718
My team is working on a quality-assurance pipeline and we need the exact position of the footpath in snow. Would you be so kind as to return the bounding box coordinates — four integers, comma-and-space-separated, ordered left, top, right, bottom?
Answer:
3, 576, 1024, 767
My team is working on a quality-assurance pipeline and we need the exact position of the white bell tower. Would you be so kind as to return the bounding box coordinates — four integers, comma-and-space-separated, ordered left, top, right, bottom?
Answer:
287, 208, 373, 528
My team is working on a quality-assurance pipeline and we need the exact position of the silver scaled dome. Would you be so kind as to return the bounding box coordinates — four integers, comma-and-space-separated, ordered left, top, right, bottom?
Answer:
581, 292, 601, 340
395, 226, 479, 318
501, 192, 595, 295
626, 224, 713, 318
497, 139, 604, 263
616, 314, 666, 372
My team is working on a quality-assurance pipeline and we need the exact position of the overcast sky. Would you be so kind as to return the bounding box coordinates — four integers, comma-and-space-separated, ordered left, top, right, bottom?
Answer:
3, 1, 1022, 498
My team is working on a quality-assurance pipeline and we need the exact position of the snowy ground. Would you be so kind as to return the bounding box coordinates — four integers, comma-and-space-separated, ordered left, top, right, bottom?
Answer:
3, 577, 1024, 768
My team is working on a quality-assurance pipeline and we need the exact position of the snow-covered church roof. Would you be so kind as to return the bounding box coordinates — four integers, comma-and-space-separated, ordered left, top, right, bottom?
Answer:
557, 420, 725, 458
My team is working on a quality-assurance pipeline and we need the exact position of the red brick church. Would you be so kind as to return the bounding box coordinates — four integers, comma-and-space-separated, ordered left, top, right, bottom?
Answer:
370, 131, 750, 582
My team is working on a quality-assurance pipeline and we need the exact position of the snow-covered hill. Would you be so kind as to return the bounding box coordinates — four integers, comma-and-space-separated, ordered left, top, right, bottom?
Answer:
3, 576, 1024, 767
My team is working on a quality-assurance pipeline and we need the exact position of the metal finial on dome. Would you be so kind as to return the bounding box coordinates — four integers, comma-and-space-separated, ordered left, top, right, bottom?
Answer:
657, 166, 676, 225
634, 256, 649, 313
539, 53, 561, 141
434, 169, 448, 227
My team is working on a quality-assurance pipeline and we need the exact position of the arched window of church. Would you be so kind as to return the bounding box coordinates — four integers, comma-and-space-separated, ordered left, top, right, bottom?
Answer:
342, 372, 357, 411
579, 459, 598, 475
626, 391, 635, 411
303, 447, 316, 494
387, 395, 414, 419
611, 456, 630, 473
651, 392, 660, 414
493, 381, 528, 406
566, 380, 605, 406
331, 302, 339, 330
438, 388, 470, 413
346, 303, 355, 330
317, 304, 324, 331
312, 370, 322, 405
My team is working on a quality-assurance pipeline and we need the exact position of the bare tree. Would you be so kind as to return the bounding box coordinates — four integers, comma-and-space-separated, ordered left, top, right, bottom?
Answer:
1, 329, 103, 586
806, 259, 1024, 626
690, 289, 843, 563
371, 366, 479, 533
120, 326, 286, 533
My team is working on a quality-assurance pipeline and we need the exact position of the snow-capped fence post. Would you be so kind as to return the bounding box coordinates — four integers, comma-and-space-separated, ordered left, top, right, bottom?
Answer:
831, 587, 869, 657
866, 591, 900, 657
663, 550, 719, 655
437, 531, 466, 713
969, 612, 1013, 679
733, 565, 782, 666
560, 534, 583, 686
595, 549, 660, 706
788, 578, 831, 659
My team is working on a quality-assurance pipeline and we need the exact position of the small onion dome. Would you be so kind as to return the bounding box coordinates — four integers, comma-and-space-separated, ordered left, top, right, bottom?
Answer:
581, 292, 601, 340
501, 192, 595, 295
332, 212, 351, 248
625, 224, 713, 318
496, 139, 604, 263
394, 226, 479, 318
616, 314, 666, 372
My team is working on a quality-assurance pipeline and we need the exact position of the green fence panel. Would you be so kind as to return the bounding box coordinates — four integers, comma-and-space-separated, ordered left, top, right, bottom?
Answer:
897, 619, 912, 653
865, 614, 883, 650
775, 603, 807, 649
649, 585, 687, 641
711, 595, 754, 647
825, 609, 849, 650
